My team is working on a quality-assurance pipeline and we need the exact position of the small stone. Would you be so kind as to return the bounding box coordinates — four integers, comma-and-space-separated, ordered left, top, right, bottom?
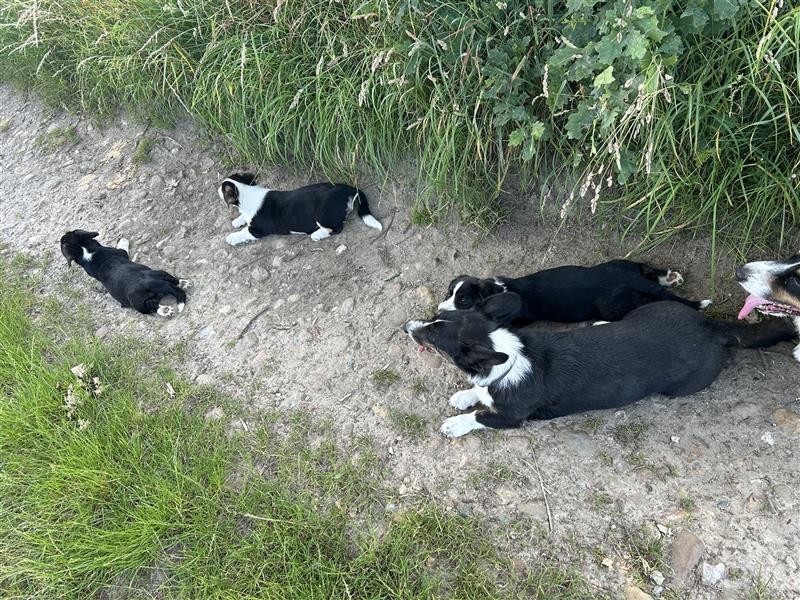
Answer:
272, 255, 283, 268
772, 408, 800, 434
341, 297, 355, 315
760, 431, 775, 446
252, 351, 268, 368
251, 266, 269, 282
701, 562, 726, 586
372, 404, 388, 418
624, 584, 653, 600
601, 557, 614, 569
670, 435, 680, 444
287, 294, 300, 304
415, 286, 436, 306
650, 570, 665, 586
273, 299, 285, 310
670, 530, 705, 587
94, 326, 109, 339
336, 244, 347, 255
398, 483, 408, 495
204, 406, 224, 421
198, 325, 216, 339
420, 351, 442, 368
456, 502, 472, 516
495, 486, 516, 505
196, 374, 214, 385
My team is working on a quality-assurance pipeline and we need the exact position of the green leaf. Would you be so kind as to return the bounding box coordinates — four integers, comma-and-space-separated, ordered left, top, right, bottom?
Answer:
681, 5, 709, 31
530, 121, 545, 141
596, 36, 621, 65
593, 65, 615, 88
565, 103, 594, 140
712, 0, 740, 21
625, 30, 649, 61
508, 128, 526, 147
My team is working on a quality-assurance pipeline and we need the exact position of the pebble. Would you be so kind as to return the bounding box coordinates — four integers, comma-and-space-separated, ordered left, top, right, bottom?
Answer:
415, 285, 436, 306
650, 570, 665, 586
701, 562, 726, 586
287, 294, 300, 304
341, 297, 355, 315
196, 374, 214, 386
386, 306, 407, 327
760, 431, 775, 446
772, 408, 800, 434
420, 351, 442, 368
336, 244, 347, 255
251, 266, 269, 282
198, 325, 216, 340
94, 326, 109, 339
624, 584, 653, 600
670, 530, 705, 587
251, 351, 268, 368
204, 406, 224, 421
272, 255, 283, 268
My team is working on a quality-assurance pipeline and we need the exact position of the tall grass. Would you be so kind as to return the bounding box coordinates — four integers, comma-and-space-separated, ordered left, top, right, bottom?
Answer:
0, 0, 796, 247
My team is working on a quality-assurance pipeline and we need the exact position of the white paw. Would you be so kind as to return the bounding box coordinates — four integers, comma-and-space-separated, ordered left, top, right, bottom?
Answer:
157, 305, 175, 318
310, 227, 331, 241
177, 302, 185, 313
793, 344, 800, 363
699, 299, 713, 309
232, 217, 246, 228
659, 269, 684, 287
592, 320, 611, 326
178, 279, 192, 290
440, 413, 486, 438
226, 231, 255, 246
449, 390, 478, 410
116, 238, 130, 252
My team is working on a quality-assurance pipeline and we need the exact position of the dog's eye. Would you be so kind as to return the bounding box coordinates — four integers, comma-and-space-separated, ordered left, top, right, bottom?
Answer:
455, 294, 471, 309
787, 274, 800, 294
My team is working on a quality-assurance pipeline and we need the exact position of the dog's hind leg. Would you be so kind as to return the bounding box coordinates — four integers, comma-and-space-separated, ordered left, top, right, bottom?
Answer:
310, 222, 333, 241
637, 262, 684, 287
116, 238, 130, 253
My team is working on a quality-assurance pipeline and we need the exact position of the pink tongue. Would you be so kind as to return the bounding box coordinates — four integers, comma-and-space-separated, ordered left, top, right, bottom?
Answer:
738, 294, 768, 320
418, 345, 425, 353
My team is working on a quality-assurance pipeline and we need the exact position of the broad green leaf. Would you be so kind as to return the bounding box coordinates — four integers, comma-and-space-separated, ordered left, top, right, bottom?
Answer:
508, 128, 526, 147
712, 0, 739, 21
593, 65, 615, 87
625, 30, 649, 61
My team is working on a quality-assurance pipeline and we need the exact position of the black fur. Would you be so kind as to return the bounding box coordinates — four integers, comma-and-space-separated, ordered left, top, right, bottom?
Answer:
405, 293, 795, 429
441, 259, 703, 326
220, 172, 380, 240
60, 230, 186, 315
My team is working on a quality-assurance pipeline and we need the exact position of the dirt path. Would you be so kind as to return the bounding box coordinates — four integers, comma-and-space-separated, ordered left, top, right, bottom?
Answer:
1, 87, 798, 599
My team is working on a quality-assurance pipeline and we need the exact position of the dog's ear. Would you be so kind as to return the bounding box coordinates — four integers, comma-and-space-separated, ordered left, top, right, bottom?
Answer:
459, 342, 508, 370
60, 234, 82, 267
73, 230, 99, 240
220, 181, 239, 206
482, 292, 522, 324
228, 172, 258, 186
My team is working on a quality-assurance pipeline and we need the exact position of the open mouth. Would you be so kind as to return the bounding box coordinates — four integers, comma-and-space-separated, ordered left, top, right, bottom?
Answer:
738, 294, 800, 320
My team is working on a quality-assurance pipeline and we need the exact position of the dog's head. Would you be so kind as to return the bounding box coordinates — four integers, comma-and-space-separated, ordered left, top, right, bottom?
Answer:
218, 172, 258, 207
438, 276, 507, 313
404, 293, 522, 378
736, 254, 800, 320
60, 229, 99, 267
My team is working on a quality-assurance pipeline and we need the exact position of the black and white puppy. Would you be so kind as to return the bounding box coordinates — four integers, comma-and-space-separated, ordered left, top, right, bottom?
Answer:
404, 293, 793, 437
736, 253, 800, 361
218, 173, 382, 246
60, 230, 189, 317
438, 259, 711, 326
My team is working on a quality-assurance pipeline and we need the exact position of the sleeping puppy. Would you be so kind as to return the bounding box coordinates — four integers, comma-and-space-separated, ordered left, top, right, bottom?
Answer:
60, 230, 189, 317
404, 293, 793, 437
218, 173, 382, 246
736, 253, 800, 361
438, 259, 711, 326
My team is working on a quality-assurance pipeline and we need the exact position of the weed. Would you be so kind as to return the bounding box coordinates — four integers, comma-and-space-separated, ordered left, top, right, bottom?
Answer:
36, 125, 78, 153
470, 461, 516, 487
371, 367, 399, 388
581, 416, 604, 434
678, 496, 696, 512
590, 492, 614, 511
618, 526, 668, 586
613, 423, 649, 447
626, 452, 649, 470
745, 576, 779, 600
132, 136, 155, 164
597, 451, 613, 466
388, 409, 427, 440
410, 377, 427, 395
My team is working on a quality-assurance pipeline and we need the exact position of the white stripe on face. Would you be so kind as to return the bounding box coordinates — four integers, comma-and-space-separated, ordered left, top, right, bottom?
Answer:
438, 281, 463, 312
738, 259, 800, 299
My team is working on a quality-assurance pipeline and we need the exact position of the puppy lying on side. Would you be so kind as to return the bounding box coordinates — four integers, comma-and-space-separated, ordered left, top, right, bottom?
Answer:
404, 293, 794, 437
218, 173, 382, 246
439, 259, 711, 326
60, 230, 189, 317
736, 253, 800, 361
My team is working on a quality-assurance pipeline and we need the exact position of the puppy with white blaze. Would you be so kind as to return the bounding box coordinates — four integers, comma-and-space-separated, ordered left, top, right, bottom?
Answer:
736, 253, 800, 361
60, 230, 189, 317
404, 293, 795, 438
218, 173, 382, 246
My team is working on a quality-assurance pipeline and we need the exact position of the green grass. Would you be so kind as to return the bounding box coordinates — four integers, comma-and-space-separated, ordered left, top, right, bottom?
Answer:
389, 409, 428, 440
678, 496, 696, 512
3, 260, 605, 599
0, 0, 796, 246
132, 136, 155, 164
612, 422, 649, 447
372, 367, 400, 388
0, 117, 10, 133
35, 125, 78, 153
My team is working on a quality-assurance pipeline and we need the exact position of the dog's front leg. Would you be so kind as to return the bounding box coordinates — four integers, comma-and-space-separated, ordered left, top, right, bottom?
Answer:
226, 228, 258, 246
232, 214, 247, 228
448, 385, 492, 410
440, 410, 521, 438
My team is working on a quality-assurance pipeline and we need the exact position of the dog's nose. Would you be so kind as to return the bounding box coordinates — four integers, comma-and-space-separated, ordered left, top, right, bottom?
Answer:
402, 321, 411, 334
735, 266, 748, 282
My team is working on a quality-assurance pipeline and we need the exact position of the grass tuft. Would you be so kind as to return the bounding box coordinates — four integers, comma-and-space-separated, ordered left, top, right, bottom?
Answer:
35, 125, 77, 153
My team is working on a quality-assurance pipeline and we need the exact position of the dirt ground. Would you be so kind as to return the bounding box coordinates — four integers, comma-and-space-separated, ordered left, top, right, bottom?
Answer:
1, 87, 798, 600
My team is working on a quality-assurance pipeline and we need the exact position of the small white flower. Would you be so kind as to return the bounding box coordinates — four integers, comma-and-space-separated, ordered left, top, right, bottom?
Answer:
496, 1, 507, 9
358, 80, 370, 106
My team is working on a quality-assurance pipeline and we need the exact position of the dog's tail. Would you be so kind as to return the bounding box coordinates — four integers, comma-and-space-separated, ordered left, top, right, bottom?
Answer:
713, 317, 797, 349
352, 189, 383, 231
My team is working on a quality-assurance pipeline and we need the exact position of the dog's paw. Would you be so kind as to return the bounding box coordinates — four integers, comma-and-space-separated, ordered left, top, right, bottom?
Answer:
440, 413, 483, 438
793, 344, 800, 363
226, 232, 248, 246
449, 390, 478, 410
177, 302, 185, 313
116, 238, 130, 253
156, 304, 175, 318
699, 299, 713, 309
310, 228, 331, 241
659, 269, 684, 287
178, 279, 192, 290
592, 320, 611, 326
231, 217, 246, 228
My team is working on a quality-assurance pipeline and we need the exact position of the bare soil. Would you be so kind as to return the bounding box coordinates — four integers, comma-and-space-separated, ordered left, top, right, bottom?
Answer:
1, 87, 798, 599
